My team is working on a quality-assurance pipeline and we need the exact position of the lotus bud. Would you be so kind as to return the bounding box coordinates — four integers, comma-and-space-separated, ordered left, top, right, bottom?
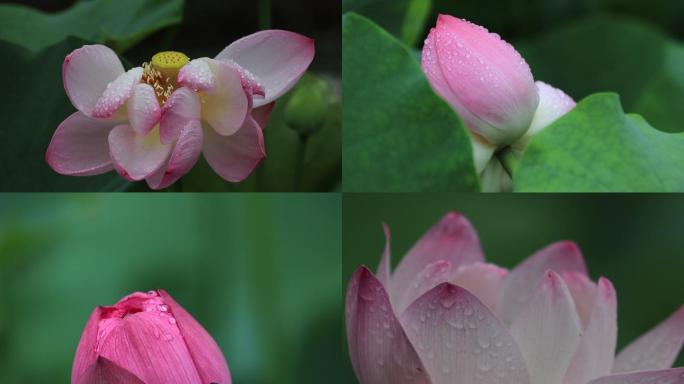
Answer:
422, 14, 539, 146
71, 290, 231, 384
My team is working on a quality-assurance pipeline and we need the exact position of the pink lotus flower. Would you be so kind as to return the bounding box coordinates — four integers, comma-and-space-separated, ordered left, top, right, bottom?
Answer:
47, 30, 315, 189
421, 15, 575, 174
72, 290, 230, 384
346, 212, 684, 384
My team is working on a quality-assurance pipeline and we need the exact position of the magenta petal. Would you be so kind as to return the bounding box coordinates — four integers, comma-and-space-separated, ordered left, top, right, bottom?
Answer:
499, 240, 587, 325
76, 357, 145, 384
395, 260, 453, 314
71, 308, 103, 384
589, 368, 684, 384
202, 117, 265, 182
128, 83, 161, 136
47, 112, 116, 176
96, 310, 203, 384
63, 45, 125, 117
400, 283, 532, 384
146, 120, 203, 190
390, 212, 484, 307
159, 290, 231, 384
177, 58, 216, 93
215, 30, 315, 107
345, 267, 431, 384
613, 305, 684, 373
563, 271, 597, 329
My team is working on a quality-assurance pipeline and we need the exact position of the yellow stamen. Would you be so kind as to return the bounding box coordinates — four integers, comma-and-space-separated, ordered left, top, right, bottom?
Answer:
142, 51, 190, 105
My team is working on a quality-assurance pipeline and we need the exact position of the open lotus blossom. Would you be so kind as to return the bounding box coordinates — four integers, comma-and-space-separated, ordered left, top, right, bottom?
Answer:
346, 212, 684, 384
422, 15, 575, 176
47, 30, 315, 189
72, 290, 230, 384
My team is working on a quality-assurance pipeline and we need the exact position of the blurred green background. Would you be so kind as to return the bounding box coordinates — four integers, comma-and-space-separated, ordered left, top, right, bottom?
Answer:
343, 194, 684, 379
0, 193, 344, 384
0, 0, 340, 191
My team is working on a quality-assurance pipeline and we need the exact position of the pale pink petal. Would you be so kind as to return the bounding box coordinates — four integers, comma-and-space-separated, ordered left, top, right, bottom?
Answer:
345, 267, 431, 384
63, 44, 125, 116
563, 277, 618, 384
159, 290, 232, 384
71, 308, 103, 384
108, 124, 171, 181
202, 60, 251, 136
390, 212, 485, 307
202, 117, 265, 182
563, 271, 597, 329
220, 58, 265, 97
47, 112, 116, 176
395, 260, 453, 314
75, 357, 145, 384
510, 271, 582, 384
252, 102, 276, 130
177, 58, 215, 93
589, 368, 684, 384
376, 223, 392, 290
146, 120, 203, 190
127, 83, 161, 136
613, 305, 684, 373
451, 262, 508, 314
400, 283, 532, 384
96, 310, 203, 383
92, 67, 143, 118
423, 15, 538, 146
160, 87, 201, 144
499, 241, 587, 325
215, 30, 315, 107
514, 81, 576, 150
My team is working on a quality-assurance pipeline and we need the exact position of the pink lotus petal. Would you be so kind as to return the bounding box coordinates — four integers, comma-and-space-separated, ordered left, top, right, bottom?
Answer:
127, 83, 161, 136
514, 81, 576, 150
108, 124, 171, 181
345, 267, 430, 384
499, 241, 587, 325
422, 15, 538, 146
215, 30, 315, 107
202, 117, 265, 182
46, 112, 116, 176
395, 259, 453, 314
510, 271, 582, 384
589, 368, 684, 384
390, 212, 484, 308
563, 277, 618, 384
96, 306, 203, 383
63, 44, 125, 117
178, 58, 215, 93
92, 67, 143, 118
613, 305, 684, 373
400, 283, 532, 384
146, 120, 203, 190
563, 271, 598, 329
220, 58, 266, 97
160, 87, 201, 145
159, 290, 232, 384
451, 262, 508, 314
251, 102, 276, 130
202, 59, 251, 136
376, 223, 392, 290
71, 308, 103, 384
76, 357, 145, 384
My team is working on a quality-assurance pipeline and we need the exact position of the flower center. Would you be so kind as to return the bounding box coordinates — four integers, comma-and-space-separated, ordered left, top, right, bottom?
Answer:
142, 51, 190, 105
